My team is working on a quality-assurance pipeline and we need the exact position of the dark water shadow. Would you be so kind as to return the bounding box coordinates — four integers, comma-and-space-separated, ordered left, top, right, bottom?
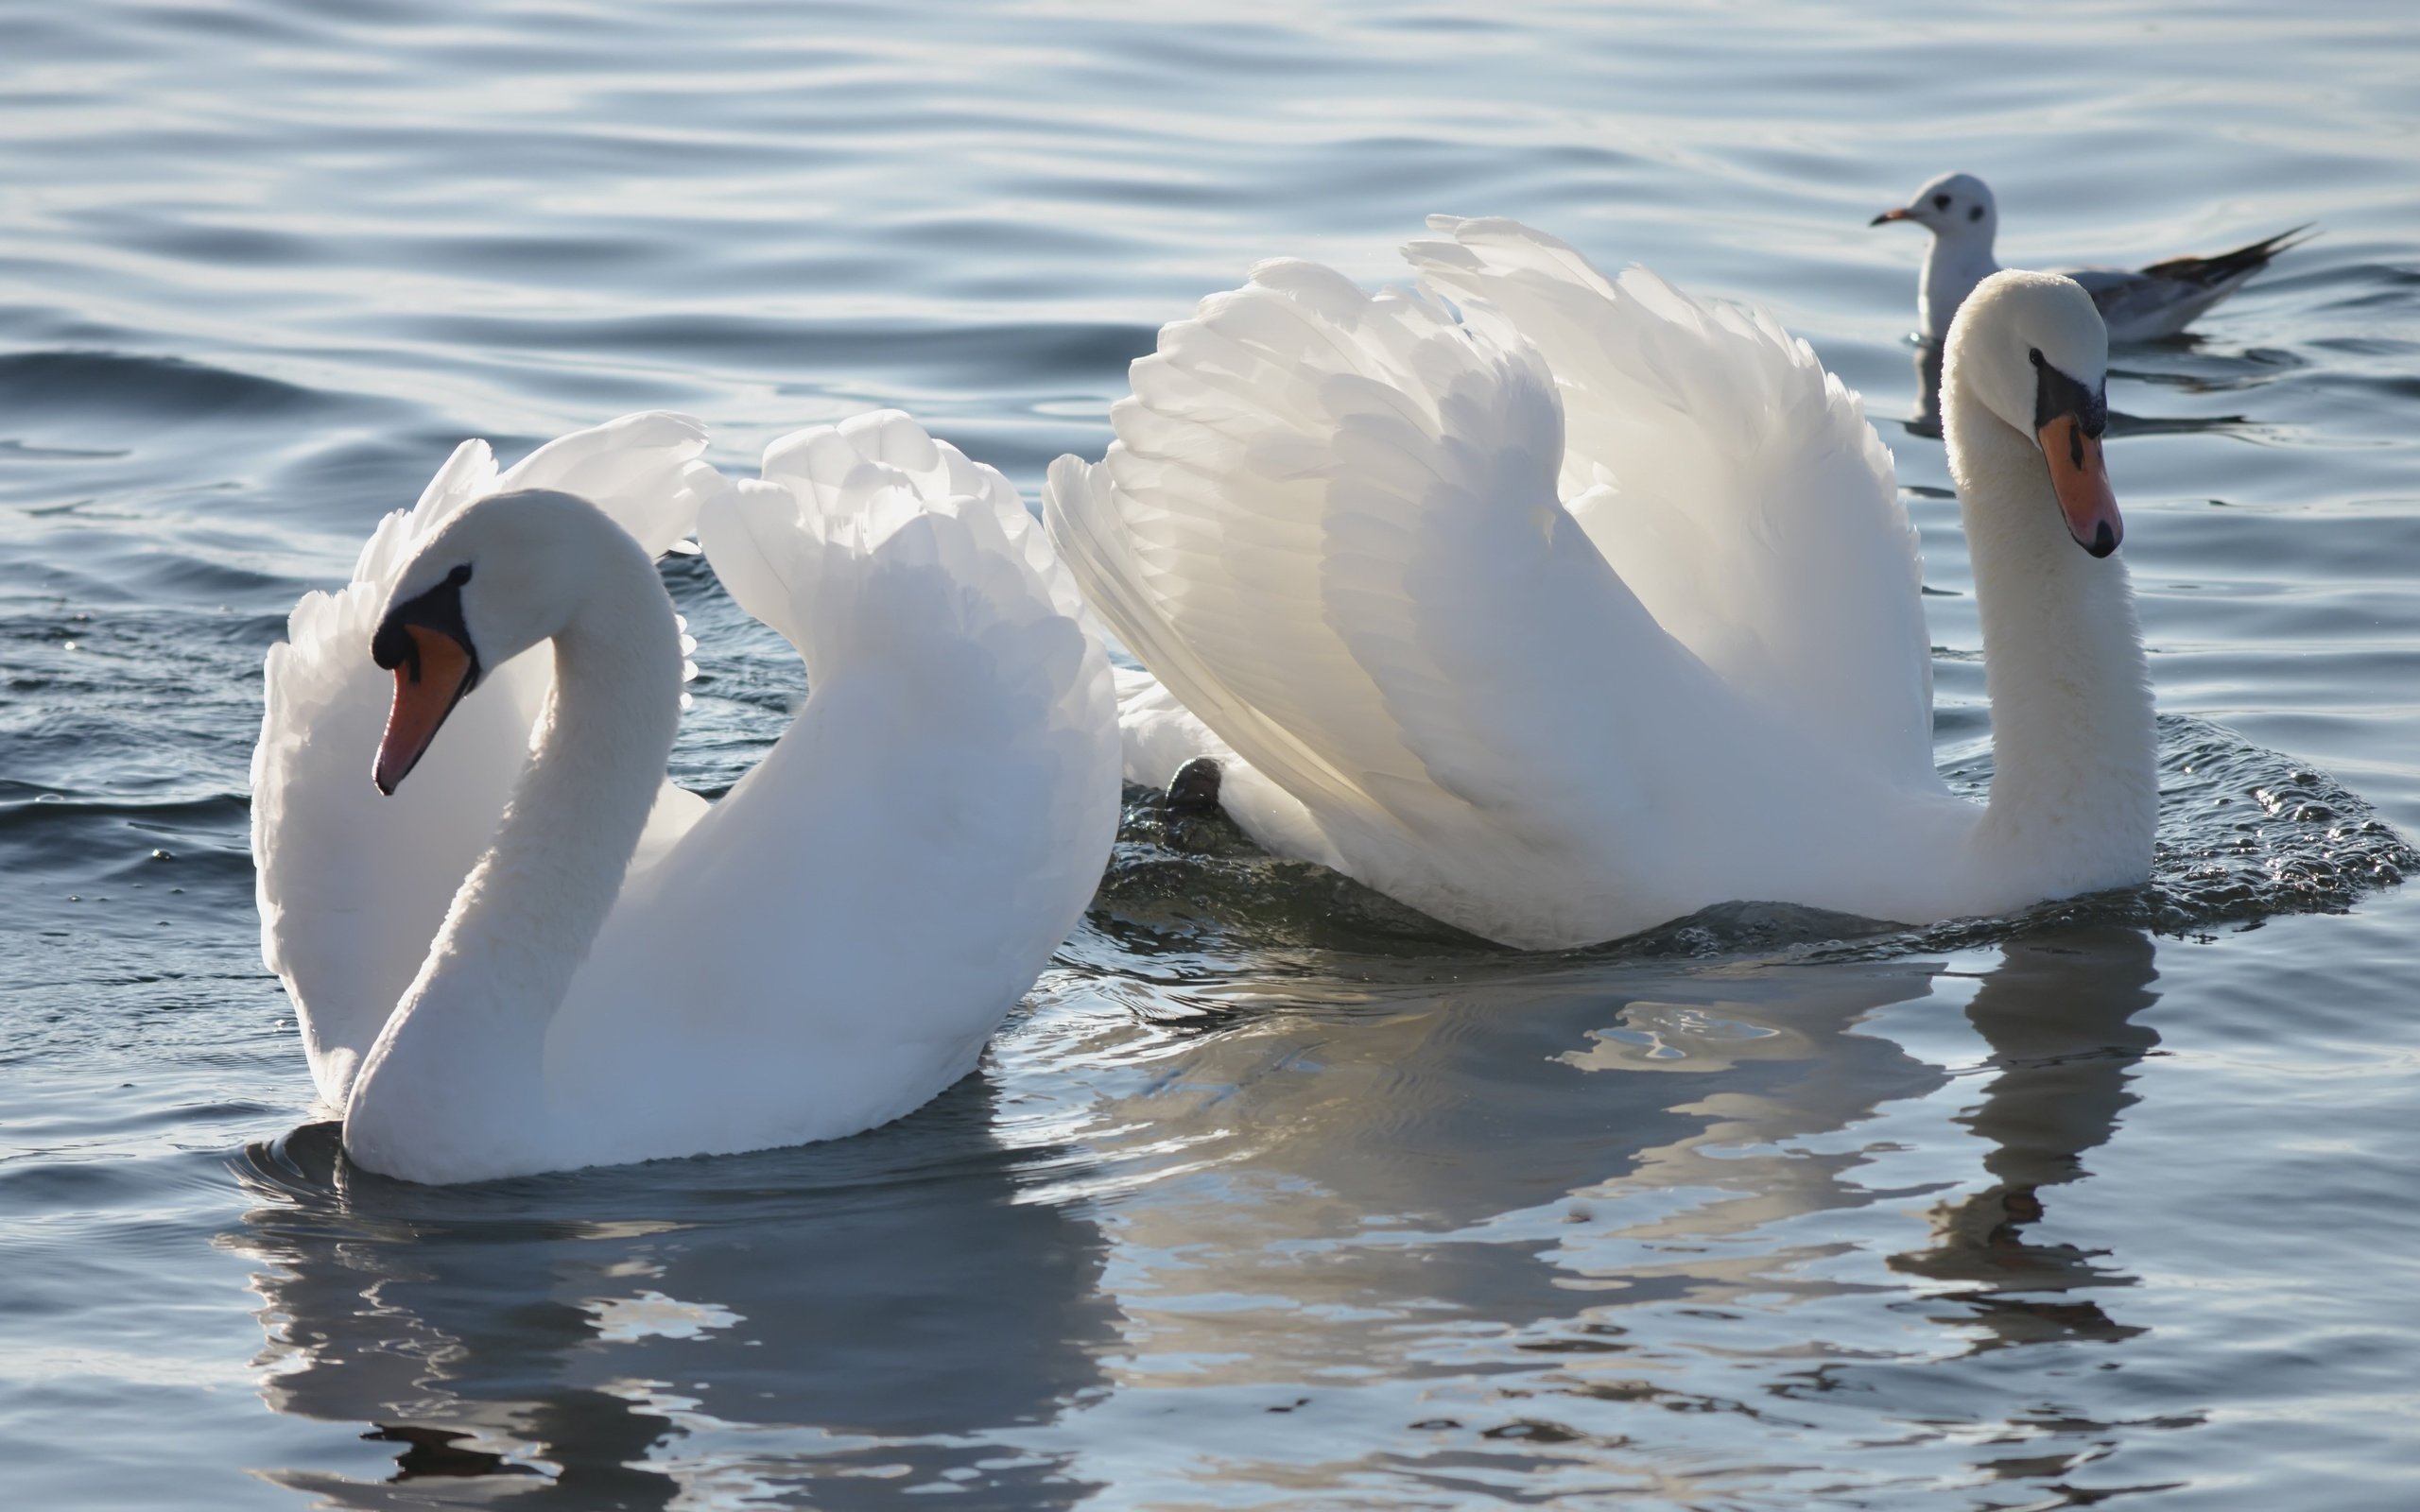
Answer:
1902, 341, 1946, 439
1888, 926, 2162, 1349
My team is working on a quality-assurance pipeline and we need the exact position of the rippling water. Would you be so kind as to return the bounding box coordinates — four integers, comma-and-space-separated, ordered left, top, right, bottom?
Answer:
6, 2, 2420, 1507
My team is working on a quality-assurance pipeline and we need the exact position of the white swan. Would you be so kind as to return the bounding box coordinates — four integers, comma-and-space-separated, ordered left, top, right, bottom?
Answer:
252, 409, 1119, 1183
1045, 217, 2154, 951
1874, 171, 2309, 344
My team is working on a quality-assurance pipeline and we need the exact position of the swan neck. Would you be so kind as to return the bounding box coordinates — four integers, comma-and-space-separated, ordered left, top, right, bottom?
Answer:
1945, 377, 2156, 893
345, 538, 681, 1178
447, 581, 682, 1005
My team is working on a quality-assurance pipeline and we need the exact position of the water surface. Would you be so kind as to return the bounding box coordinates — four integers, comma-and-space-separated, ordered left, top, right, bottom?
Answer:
5, 2, 2420, 1507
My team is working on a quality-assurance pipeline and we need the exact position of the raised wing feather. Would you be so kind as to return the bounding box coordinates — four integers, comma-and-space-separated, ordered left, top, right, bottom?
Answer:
544, 415, 1119, 1156
1048, 259, 1769, 944
252, 413, 719, 1106
493, 409, 727, 558
1049, 263, 1532, 829
1406, 216, 1935, 784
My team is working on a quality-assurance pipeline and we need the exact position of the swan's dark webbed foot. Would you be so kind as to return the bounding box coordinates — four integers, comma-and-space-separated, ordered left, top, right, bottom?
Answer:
1161, 757, 1230, 854
1166, 756, 1222, 814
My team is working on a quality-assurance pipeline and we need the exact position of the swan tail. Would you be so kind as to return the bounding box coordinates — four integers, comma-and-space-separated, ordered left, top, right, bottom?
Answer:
1407, 216, 1935, 783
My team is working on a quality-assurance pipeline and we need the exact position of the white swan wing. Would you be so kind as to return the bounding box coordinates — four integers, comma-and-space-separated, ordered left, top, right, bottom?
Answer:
252, 413, 718, 1105
490, 409, 725, 558
1049, 263, 1541, 825
1407, 216, 1936, 785
1047, 259, 1752, 945
546, 412, 1119, 1157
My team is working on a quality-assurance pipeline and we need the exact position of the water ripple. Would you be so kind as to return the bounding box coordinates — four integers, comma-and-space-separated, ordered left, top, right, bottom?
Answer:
5, 1, 2420, 1507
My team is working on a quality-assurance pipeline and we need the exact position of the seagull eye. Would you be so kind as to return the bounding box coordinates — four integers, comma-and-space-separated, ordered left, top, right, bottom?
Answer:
1968, 204, 1984, 222
1933, 193, 1952, 211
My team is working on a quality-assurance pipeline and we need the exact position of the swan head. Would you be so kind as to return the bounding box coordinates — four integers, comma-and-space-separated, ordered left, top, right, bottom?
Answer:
1872, 171, 1997, 246
369, 488, 615, 794
1945, 269, 2121, 558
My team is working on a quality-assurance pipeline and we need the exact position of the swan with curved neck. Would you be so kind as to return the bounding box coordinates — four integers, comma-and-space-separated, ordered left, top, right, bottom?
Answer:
254, 412, 1120, 1183
1046, 228, 2157, 949
1937, 269, 2154, 909
345, 490, 683, 1177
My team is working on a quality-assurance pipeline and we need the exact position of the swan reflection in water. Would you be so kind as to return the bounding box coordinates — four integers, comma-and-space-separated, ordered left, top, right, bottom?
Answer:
1891, 926, 2160, 1348
227, 922, 2164, 1504
225, 1076, 1119, 1509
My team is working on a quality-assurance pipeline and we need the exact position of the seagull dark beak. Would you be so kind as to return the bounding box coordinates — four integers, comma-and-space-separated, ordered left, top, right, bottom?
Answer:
1871, 207, 1916, 227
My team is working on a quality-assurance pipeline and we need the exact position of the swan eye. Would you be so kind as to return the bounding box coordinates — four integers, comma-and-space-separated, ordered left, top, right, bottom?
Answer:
1968, 205, 1984, 222
373, 563, 483, 691
1933, 193, 1952, 211
2030, 351, 2108, 439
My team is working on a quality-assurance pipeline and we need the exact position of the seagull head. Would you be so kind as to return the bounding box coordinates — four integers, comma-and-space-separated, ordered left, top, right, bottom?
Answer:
1872, 171, 1998, 246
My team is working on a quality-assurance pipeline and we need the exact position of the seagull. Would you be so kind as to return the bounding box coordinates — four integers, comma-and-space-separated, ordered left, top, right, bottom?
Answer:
1874, 171, 2311, 344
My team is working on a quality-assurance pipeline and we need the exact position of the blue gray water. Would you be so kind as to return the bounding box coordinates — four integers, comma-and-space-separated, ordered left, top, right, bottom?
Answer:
5, 2, 2419, 1506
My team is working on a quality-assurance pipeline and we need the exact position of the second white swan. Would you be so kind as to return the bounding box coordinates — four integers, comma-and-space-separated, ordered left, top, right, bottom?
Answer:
253, 410, 1119, 1183
1046, 218, 2154, 950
